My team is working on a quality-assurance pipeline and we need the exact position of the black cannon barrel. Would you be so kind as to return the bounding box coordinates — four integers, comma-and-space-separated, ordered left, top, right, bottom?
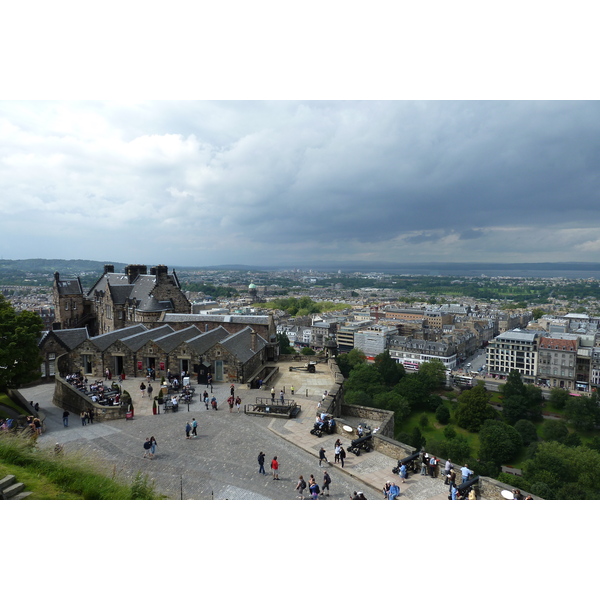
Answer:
398, 451, 421, 465
457, 476, 479, 492
350, 433, 373, 447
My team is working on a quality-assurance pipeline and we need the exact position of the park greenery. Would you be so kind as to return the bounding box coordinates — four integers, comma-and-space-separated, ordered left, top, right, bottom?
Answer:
338, 351, 600, 499
261, 296, 351, 316
0, 293, 44, 391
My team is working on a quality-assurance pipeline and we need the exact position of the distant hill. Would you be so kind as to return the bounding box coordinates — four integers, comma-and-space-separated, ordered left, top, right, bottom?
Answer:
0, 258, 128, 274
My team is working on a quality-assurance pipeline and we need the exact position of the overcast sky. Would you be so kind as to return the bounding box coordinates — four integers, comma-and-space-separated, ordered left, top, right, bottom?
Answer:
2, 100, 600, 268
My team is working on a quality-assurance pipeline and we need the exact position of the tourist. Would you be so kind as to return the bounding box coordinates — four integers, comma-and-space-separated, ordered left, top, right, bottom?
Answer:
227, 396, 234, 412
420, 451, 428, 475
429, 455, 438, 477
322, 470, 331, 496
444, 459, 454, 483
147, 383, 153, 399
279, 390, 284, 404
296, 475, 306, 499
258, 451, 266, 475
80, 411, 86, 426
211, 397, 217, 410
400, 462, 407, 483
185, 422, 191, 439
235, 396, 242, 412
150, 436, 157, 459
388, 482, 400, 500
382, 481, 391, 498
309, 479, 320, 500
140, 381, 146, 397
62, 410, 69, 427
319, 447, 329, 467
143, 437, 151, 458
339, 446, 346, 468
270, 387, 275, 401
461, 464, 473, 482
271, 456, 279, 480
334, 442, 341, 463
230, 384, 235, 397
191, 418, 198, 438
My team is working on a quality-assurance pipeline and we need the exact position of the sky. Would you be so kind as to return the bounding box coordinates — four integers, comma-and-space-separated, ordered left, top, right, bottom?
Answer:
1, 3, 599, 270
2, 100, 600, 268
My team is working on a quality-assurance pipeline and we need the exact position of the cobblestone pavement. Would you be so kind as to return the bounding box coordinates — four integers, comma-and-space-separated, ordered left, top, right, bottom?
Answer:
20, 365, 450, 500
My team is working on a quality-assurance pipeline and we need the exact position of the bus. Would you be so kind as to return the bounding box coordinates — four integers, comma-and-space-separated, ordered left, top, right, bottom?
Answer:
453, 374, 473, 388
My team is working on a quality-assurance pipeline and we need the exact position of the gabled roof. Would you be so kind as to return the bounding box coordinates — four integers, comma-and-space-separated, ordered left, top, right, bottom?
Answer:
219, 327, 267, 363
160, 313, 271, 325
90, 324, 148, 351
119, 325, 175, 351
152, 326, 204, 353
40, 327, 89, 351
186, 327, 231, 354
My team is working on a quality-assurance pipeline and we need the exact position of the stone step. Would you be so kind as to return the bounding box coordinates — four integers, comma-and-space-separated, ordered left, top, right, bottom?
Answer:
2, 482, 25, 499
0, 475, 17, 492
9, 491, 33, 500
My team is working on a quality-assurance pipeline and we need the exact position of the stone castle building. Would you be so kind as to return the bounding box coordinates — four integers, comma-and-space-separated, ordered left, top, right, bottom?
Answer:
52, 264, 191, 335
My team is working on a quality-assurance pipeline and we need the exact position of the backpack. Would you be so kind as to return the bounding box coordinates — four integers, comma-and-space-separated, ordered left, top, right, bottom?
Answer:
143, 441, 151, 450
300, 479, 307, 490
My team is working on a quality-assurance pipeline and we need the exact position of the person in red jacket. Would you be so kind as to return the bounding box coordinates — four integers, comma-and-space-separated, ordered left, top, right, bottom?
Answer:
271, 456, 279, 480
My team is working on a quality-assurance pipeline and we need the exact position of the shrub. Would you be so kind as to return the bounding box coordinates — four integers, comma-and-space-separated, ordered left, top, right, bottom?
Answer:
435, 404, 451, 425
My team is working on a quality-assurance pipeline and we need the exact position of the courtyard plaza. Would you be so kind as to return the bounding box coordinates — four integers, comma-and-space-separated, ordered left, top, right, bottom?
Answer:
20, 365, 451, 500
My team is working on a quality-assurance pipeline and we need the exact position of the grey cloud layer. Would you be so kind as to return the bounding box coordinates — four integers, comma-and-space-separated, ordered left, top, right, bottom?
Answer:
1, 101, 600, 265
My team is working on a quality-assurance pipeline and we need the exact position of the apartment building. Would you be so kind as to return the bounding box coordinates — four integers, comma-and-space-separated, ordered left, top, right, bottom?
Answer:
486, 329, 540, 383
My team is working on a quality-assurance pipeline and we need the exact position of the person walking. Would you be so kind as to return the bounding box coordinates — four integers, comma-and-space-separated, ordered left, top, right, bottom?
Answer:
211, 396, 218, 410
207, 374, 213, 391
203, 390, 209, 410
271, 456, 279, 480
322, 471, 331, 496
319, 447, 330, 467
80, 411, 86, 426
258, 451, 266, 475
291, 385, 295, 395
140, 381, 146, 397
88, 409, 94, 425
143, 437, 151, 458
235, 396, 242, 412
334, 443, 341, 464
150, 436, 157, 459
270, 387, 275, 402
227, 396, 234, 412
191, 418, 198, 437
230, 384, 235, 397
185, 422, 192, 439
147, 383, 153, 399
62, 410, 69, 427
339, 445, 346, 468
296, 475, 307, 499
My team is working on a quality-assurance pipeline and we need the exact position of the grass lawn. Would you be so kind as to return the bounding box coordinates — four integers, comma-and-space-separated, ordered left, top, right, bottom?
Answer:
0, 393, 31, 419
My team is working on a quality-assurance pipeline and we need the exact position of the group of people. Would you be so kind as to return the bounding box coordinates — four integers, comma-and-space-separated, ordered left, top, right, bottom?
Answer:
295, 471, 332, 499
142, 436, 158, 458
226, 395, 242, 412
333, 439, 346, 467
382, 481, 400, 500
25, 415, 43, 436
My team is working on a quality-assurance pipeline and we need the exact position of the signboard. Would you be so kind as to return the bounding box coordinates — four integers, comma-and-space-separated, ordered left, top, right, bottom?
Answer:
160, 362, 165, 371
137, 361, 143, 371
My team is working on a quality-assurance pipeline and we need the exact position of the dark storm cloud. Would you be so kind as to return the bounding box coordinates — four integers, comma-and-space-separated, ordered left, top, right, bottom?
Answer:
2, 100, 600, 265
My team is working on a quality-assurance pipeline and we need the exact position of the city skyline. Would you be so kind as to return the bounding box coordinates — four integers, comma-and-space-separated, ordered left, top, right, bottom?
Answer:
2, 101, 600, 267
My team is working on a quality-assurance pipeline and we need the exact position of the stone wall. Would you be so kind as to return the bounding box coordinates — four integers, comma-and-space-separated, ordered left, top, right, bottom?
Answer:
53, 377, 129, 421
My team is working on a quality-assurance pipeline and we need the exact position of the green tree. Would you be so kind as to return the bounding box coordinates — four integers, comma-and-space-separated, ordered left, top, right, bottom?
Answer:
435, 404, 451, 425
500, 372, 543, 424
455, 384, 497, 432
541, 419, 569, 443
522, 441, 600, 500
417, 359, 446, 390
336, 348, 366, 378
374, 350, 405, 387
531, 308, 545, 320
514, 419, 538, 446
549, 387, 569, 410
478, 419, 522, 466
565, 393, 600, 430
0, 294, 44, 390
300, 347, 316, 356
277, 333, 295, 355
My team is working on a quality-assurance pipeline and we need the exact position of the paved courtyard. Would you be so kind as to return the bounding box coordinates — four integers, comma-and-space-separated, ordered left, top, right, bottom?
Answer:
19, 363, 450, 500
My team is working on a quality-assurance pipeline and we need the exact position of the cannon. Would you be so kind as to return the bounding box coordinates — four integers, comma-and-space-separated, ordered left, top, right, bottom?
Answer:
392, 451, 421, 476
347, 433, 373, 456
456, 476, 479, 499
310, 416, 336, 437
289, 361, 317, 373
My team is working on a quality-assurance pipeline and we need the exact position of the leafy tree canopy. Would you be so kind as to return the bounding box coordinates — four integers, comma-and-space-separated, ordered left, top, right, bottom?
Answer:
455, 383, 497, 432
478, 419, 522, 466
0, 294, 44, 390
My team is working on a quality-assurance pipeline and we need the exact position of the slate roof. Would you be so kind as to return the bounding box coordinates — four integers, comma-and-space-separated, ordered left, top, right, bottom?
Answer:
90, 324, 148, 351
220, 327, 267, 363
152, 326, 204, 353
40, 327, 89, 351
186, 327, 231, 354
55, 278, 84, 296
119, 325, 175, 351
160, 313, 271, 325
